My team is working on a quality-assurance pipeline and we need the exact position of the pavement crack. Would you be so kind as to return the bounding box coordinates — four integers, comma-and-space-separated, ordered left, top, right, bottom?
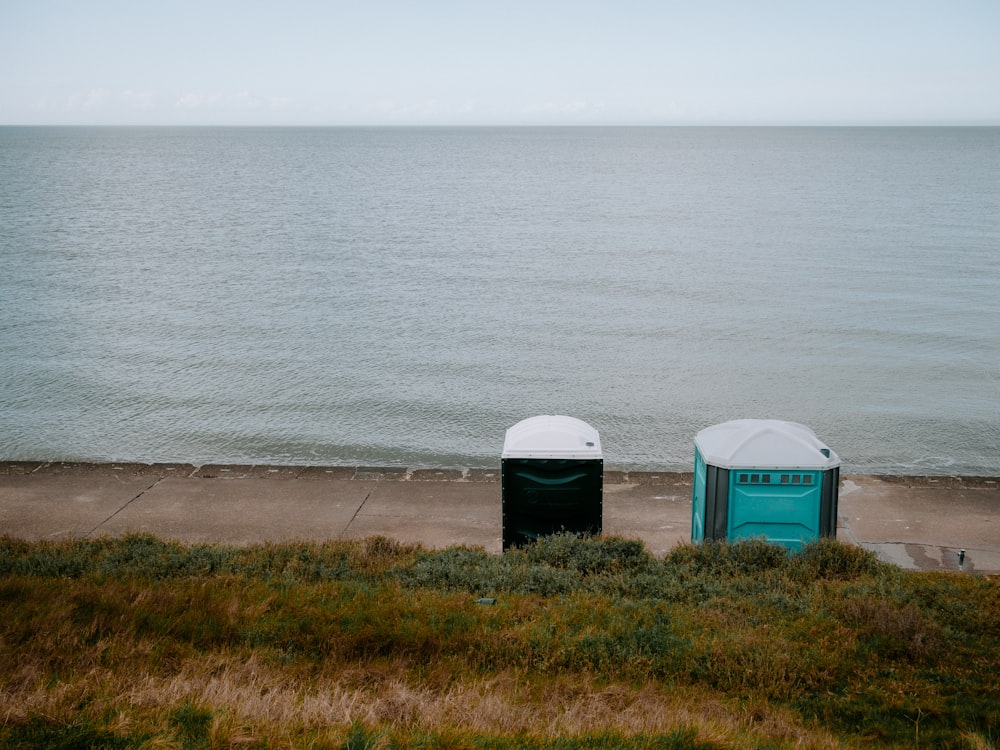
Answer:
341, 488, 374, 539
837, 515, 862, 546
86, 476, 163, 537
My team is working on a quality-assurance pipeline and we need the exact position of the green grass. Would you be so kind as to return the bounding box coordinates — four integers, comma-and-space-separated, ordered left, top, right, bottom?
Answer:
1, 533, 997, 748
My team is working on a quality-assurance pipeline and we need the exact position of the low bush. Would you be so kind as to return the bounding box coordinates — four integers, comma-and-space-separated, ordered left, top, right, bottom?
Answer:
0, 533, 997, 748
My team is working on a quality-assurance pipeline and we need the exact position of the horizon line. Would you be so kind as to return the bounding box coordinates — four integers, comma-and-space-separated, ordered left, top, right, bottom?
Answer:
3, 120, 999, 128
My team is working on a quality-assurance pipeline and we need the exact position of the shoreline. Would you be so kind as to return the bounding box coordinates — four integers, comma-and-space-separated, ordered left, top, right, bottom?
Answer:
2, 460, 998, 488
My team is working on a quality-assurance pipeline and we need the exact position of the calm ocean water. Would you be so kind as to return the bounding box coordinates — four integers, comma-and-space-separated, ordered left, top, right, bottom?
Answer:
1, 126, 998, 474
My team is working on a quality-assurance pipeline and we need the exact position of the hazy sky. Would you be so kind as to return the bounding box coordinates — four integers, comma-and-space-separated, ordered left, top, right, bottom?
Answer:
2, 0, 998, 126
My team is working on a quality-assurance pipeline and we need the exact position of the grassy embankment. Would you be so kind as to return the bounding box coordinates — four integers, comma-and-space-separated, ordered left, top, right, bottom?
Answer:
1, 533, 998, 749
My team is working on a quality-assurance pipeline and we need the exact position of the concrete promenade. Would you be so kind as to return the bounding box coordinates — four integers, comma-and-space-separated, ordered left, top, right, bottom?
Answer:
1, 461, 998, 575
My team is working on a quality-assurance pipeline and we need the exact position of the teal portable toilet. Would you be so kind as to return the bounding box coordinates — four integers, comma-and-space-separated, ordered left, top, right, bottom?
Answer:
692, 419, 840, 550
501, 415, 603, 551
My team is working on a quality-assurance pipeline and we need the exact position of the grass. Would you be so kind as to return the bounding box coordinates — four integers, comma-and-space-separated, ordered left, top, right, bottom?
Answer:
1, 533, 997, 749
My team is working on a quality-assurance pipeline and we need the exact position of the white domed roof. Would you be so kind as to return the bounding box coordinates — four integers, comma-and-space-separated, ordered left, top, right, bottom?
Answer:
502, 415, 602, 459
695, 419, 840, 469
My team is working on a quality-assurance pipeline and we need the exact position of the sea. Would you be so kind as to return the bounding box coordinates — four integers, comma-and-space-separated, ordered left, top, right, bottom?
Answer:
1, 126, 998, 475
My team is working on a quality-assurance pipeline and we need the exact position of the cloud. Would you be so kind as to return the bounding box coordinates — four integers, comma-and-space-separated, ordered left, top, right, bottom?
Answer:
67, 88, 112, 110
175, 91, 291, 111
523, 100, 607, 117
121, 90, 157, 109
63, 88, 157, 112
176, 92, 222, 109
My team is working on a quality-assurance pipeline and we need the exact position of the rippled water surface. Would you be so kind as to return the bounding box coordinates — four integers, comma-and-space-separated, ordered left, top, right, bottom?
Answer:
1, 126, 998, 473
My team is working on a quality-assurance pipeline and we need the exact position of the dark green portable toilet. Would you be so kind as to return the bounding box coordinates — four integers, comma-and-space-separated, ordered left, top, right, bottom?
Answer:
501, 415, 603, 551
692, 419, 840, 551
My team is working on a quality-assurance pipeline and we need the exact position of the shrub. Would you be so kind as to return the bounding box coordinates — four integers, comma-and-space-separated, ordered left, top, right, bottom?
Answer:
525, 534, 652, 575
791, 538, 883, 581
398, 546, 499, 594
664, 539, 789, 579
839, 596, 944, 663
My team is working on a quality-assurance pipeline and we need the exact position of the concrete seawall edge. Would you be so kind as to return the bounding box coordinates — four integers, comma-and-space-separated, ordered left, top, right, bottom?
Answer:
2, 461, 998, 488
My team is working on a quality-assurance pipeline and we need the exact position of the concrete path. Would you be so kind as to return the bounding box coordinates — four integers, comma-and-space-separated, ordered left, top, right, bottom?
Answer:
1, 462, 998, 574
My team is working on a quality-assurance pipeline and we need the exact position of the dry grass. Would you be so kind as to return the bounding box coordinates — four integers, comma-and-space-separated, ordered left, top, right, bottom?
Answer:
2, 655, 845, 748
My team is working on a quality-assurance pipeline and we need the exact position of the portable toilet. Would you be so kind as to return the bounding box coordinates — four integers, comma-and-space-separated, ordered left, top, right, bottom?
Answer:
691, 419, 840, 550
501, 415, 603, 551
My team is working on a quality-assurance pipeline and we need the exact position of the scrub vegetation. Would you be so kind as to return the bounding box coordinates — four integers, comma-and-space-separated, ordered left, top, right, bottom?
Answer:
1, 533, 997, 749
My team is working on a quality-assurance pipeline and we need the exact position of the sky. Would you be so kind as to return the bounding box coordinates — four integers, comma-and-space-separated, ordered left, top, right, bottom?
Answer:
1, 0, 998, 126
